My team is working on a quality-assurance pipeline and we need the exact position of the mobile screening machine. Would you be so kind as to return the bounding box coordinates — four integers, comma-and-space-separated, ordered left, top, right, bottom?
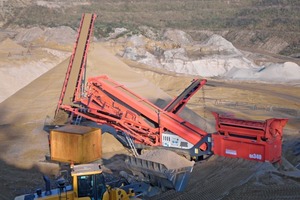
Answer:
54, 13, 211, 160
54, 13, 287, 163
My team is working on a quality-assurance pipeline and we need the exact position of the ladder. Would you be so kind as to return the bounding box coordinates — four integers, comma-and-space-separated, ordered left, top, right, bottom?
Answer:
74, 107, 86, 125
74, 114, 83, 125
125, 133, 138, 157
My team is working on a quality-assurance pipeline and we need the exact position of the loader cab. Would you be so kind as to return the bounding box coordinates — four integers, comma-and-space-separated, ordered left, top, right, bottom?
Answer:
71, 164, 106, 200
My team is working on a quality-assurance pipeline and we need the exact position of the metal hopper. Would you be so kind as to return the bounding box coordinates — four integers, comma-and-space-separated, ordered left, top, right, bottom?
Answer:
125, 149, 195, 192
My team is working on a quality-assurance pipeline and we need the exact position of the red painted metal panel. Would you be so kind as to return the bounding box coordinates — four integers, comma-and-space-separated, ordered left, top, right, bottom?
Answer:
79, 76, 208, 148
212, 113, 288, 163
212, 134, 266, 162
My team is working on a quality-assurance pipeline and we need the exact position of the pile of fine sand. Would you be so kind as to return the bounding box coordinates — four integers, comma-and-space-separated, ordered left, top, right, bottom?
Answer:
227, 62, 300, 83
102, 133, 126, 154
0, 38, 27, 54
0, 38, 71, 103
15, 26, 76, 45
139, 149, 194, 169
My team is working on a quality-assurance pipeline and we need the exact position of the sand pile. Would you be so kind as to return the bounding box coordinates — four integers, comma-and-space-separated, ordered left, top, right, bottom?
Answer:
86, 43, 171, 102
14, 27, 44, 44
102, 133, 126, 154
227, 61, 300, 83
201, 34, 242, 55
15, 26, 76, 45
0, 47, 71, 103
161, 50, 257, 78
139, 149, 194, 169
0, 38, 27, 54
0, 26, 73, 103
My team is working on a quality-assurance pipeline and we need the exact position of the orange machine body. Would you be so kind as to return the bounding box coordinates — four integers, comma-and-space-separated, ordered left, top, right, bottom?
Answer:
212, 112, 288, 163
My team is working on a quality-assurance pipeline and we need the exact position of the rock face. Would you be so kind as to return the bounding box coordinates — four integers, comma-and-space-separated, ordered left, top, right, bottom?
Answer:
222, 30, 291, 54
164, 29, 194, 46
114, 29, 300, 83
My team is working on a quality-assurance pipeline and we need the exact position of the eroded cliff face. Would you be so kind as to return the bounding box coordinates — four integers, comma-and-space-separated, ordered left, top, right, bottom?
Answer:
103, 29, 300, 84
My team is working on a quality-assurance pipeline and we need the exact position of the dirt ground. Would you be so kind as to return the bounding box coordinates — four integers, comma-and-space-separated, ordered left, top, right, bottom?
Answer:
150, 156, 300, 200
0, 42, 300, 199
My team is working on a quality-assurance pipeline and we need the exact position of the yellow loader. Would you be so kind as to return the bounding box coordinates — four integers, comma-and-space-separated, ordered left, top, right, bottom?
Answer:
14, 163, 137, 200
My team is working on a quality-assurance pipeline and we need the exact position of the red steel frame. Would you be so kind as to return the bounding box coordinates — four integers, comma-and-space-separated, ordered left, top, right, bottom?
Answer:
61, 75, 208, 150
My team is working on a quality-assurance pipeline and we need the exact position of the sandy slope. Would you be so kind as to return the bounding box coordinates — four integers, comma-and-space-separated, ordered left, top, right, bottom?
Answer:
87, 43, 171, 102
0, 38, 71, 103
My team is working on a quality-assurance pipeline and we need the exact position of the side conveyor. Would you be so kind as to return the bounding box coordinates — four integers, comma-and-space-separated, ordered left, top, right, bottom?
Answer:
164, 79, 207, 114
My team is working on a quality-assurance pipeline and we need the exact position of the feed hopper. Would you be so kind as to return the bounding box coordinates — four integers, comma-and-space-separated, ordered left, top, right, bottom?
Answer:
125, 149, 194, 192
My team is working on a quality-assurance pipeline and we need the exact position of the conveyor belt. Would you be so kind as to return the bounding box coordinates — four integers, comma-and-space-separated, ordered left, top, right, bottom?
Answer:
164, 79, 206, 114
55, 13, 96, 117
